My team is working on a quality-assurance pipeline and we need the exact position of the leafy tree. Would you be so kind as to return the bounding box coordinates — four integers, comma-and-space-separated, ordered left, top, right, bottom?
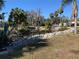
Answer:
0, 0, 5, 23
49, 12, 61, 24
50, 13, 54, 18
26, 10, 44, 26
0, 0, 13, 49
8, 8, 28, 29
0, 0, 4, 10
27, 11, 37, 26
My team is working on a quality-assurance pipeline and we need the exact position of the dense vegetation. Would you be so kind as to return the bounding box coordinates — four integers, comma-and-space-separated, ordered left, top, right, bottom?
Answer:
0, 0, 78, 53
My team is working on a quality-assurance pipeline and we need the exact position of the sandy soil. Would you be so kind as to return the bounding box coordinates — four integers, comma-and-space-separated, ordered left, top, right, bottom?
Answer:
1, 34, 79, 59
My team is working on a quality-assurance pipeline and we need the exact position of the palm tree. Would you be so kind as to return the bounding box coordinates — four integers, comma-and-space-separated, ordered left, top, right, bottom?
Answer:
72, 0, 78, 34
60, 0, 78, 34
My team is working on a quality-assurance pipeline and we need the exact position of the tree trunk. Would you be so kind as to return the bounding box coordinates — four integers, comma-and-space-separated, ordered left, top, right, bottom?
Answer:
74, 17, 77, 34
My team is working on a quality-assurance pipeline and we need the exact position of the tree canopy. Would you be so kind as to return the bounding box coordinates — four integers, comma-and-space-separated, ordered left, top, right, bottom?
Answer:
0, 0, 4, 10
8, 8, 28, 26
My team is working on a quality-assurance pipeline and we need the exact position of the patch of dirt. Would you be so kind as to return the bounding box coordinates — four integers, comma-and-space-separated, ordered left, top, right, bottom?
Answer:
2, 34, 79, 59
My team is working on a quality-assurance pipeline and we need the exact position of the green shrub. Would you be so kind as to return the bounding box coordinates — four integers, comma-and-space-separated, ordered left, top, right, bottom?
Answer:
19, 29, 31, 36
59, 26, 68, 31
